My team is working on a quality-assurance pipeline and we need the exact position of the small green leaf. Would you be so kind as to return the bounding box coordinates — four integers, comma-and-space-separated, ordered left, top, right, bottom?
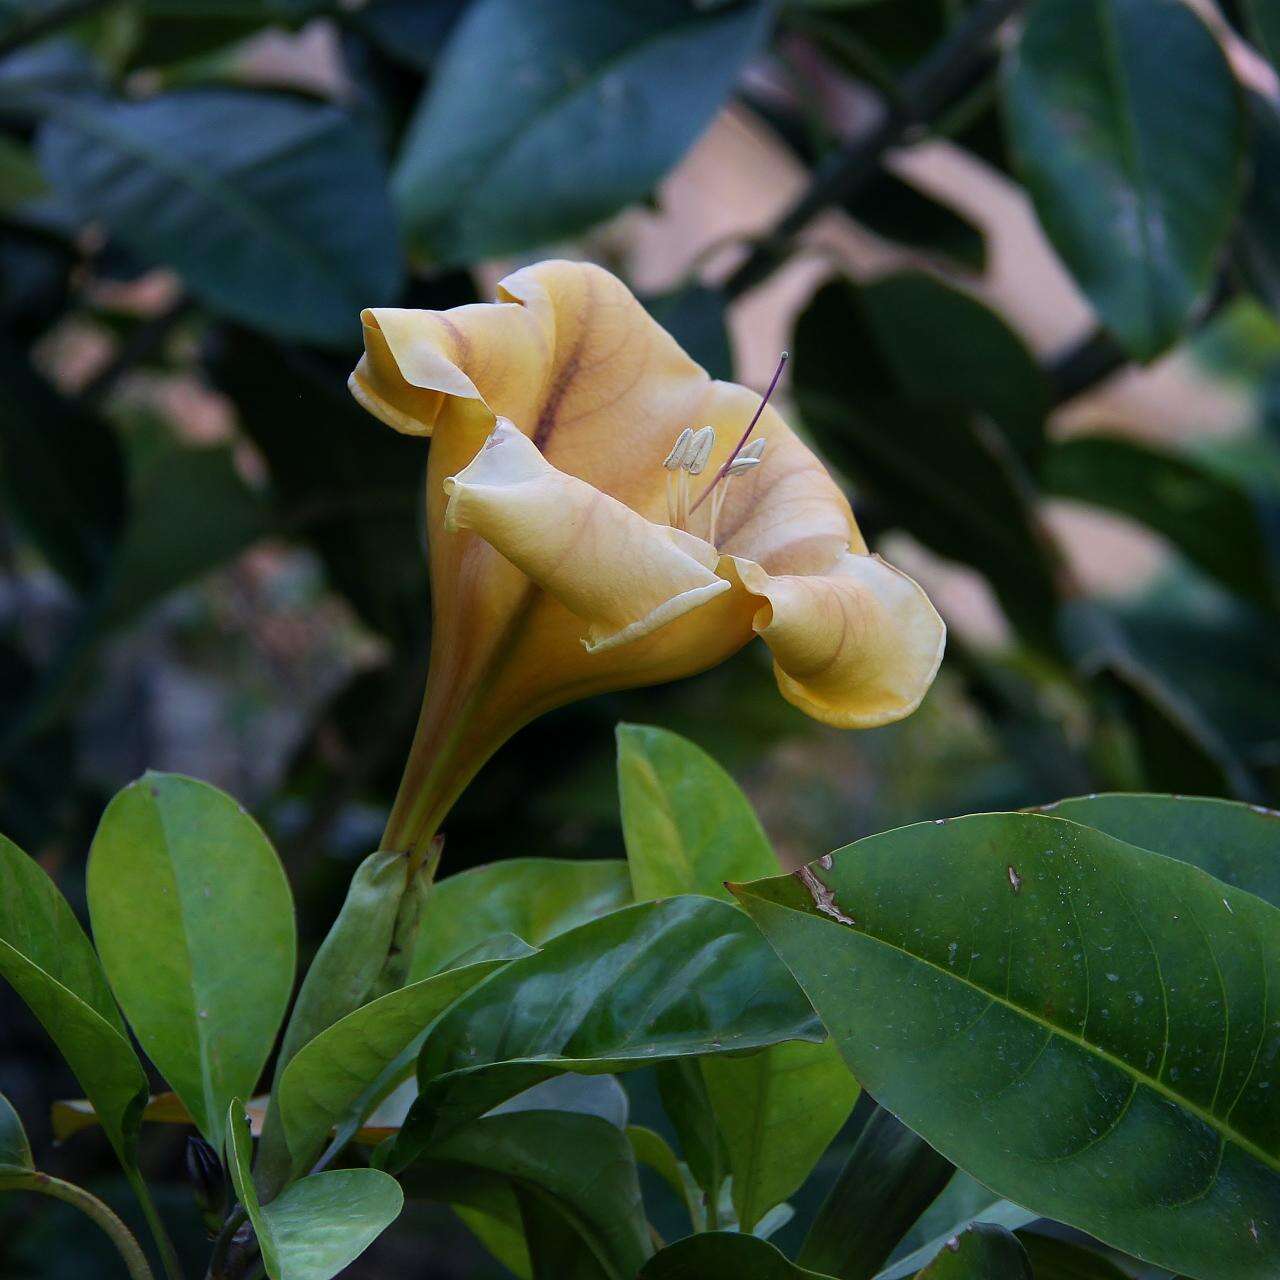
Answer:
639, 1232, 836, 1278
1042, 793, 1280, 909
38, 89, 404, 346
0, 1091, 33, 1177
703, 1039, 859, 1234
403, 1110, 651, 1279
392, 0, 772, 262
0, 835, 147, 1166
1004, 0, 1244, 359
643, 285, 733, 381
737, 813, 1280, 1280
88, 773, 295, 1152
410, 857, 631, 981
915, 1223, 1031, 1279
388, 896, 822, 1169
278, 946, 528, 1175
227, 1101, 403, 1280
617, 723, 778, 903
627, 1125, 688, 1204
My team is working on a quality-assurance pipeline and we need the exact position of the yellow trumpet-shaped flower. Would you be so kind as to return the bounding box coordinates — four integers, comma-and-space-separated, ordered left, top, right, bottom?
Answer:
349, 260, 945, 864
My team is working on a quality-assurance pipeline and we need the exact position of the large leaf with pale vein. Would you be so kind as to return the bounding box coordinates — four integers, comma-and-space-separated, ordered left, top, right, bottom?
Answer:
735, 812, 1280, 1280
386, 896, 821, 1170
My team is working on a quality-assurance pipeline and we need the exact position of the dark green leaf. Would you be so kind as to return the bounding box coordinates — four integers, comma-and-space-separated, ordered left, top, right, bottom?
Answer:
846, 171, 986, 273
403, 1110, 652, 1280
703, 1039, 859, 1234
227, 1101, 403, 1280
877, 1186, 1035, 1280
1242, 0, 1280, 72
736, 812, 1280, 1280
1004, 0, 1244, 359
914, 1223, 1031, 1279
617, 722, 778, 903
1237, 93, 1280, 319
656, 1058, 728, 1200
793, 280, 1060, 652
639, 1232, 835, 1279
38, 89, 403, 346
799, 1105, 953, 1280
0, 1090, 33, 1177
851, 272, 1049, 464
0, 833, 147, 1166
1044, 435, 1277, 608
643, 285, 734, 381
207, 327, 429, 642
1018, 1233, 1134, 1280
0, 339, 126, 592
349, 0, 470, 72
277, 946, 529, 1176
87, 772, 295, 1152
1041, 793, 1280, 908
409, 857, 632, 981
387, 895, 822, 1168
392, 0, 773, 262
96, 443, 269, 631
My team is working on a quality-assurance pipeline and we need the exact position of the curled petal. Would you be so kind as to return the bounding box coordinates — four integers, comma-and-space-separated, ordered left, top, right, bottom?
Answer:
444, 422, 730, 653
730, 553, 946, 728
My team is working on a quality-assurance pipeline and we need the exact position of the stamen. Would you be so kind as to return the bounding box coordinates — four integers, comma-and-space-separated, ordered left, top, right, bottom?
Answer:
689, 351, 787, 517
709, 437, 766, 546
661, 425, 716, 531
663, 427, 694, 471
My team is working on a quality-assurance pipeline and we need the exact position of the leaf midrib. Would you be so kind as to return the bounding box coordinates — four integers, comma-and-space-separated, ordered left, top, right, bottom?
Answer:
756, 892, 1280, 1178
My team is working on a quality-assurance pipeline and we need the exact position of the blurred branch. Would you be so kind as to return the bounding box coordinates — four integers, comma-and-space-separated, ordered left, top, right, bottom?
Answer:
1047, 328, 1128, 407
723, 0, 1024, 300
0, 0, 113, 58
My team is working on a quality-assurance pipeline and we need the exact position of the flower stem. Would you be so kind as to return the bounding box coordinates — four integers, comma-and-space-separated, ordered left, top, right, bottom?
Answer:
21, 1172, 157, 1280
127, 1167, 187, 1280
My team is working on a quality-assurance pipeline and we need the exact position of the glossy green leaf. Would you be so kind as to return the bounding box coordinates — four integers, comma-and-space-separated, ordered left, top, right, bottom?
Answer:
1236, 93, 1280, 320
737, 812, 1280, 1280
656, 1058, 728, 1200
1018, 1234, 1134, 1280
403, 1110, 651, 1280
639, 1232, 835, 1279
388, 895, 822, 1169
410, 857, 632, 981
0, 834, 147, 1166
627, 1125, 688, 1203
799, 1105, 953, 1280
1004, 0, 1244, 359
1042, 793, 1280, 908
0, 1091, 33, 1177
618, 723, 778, 903
392, 0, 772, 262
914, 1223, 1031, 1279
1044, 435, 1277, 608
278, 946, 528, 1175
88, 772, 295, 1152
227, 1101, 403, 1280
703, 1039, 859, 1234
37, 89, 403, 346
792, 280, 1061, 653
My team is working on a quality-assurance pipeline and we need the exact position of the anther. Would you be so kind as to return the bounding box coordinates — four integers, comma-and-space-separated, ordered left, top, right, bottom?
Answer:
686, 426, 716, 475
663, 427, 694, 471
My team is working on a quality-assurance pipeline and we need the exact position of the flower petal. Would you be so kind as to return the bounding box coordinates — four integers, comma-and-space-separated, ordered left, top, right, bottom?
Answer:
729, 552, 946, 728
444, 421, 731, 652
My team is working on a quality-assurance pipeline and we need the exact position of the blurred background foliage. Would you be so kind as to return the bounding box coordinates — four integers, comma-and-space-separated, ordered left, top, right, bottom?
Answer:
2, 0, 1280, 1274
